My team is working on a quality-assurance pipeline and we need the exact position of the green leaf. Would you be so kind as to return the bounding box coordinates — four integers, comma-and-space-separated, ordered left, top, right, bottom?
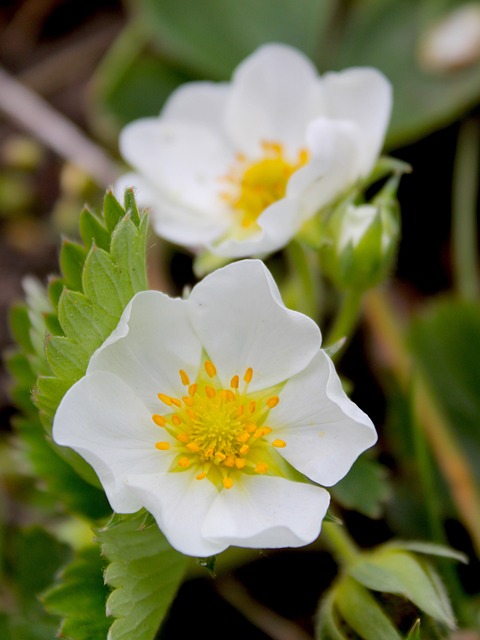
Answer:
348, 550, 456, 628
42, 546, 110, 640
335, 577, 403, 640
97, 512, 188, 640
316, 590, 350, 640
331, 0, 480, 147
104, 190, 128, 232
383, 540, 468, 564
138, 0, 335, 78
79, 207, 111, 252
59, 240, 87, 293
406, 619, 422, 640
409, 300, 480, 484
331, 457, 390, 518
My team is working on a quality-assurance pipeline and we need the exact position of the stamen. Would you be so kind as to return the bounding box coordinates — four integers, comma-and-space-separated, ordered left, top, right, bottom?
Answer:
225, 390, 236, 402
230, 375, 239, 389
196, 471, 207, 481
249, 401, 256, 413
244, 367, 253, 383
235, 458, 246, 469
171, 397, 182, 408
157, 393, 173, 406
204, 360, 217, 378
272, 439, 286, 448
183, 396, 194, 406
188, 384, 197, 396
255, 462, 268, 474
172, 415, 182, 426
223, 477, 234, 490
224, 455, 235, 467
266, 396, 280, 408
152, 414, 166, 427
177, 433, 190, 443
179, 369, 190, 386
178, 457, 191, 468
205, 386, 216, 399
187, 442, 200, 452
155, 441, 170, 451
239, 444, 249, 455
215, 452, 226, 461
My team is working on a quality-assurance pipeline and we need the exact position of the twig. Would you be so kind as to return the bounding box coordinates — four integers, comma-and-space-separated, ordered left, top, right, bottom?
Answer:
0, 65, 120, 186
216, 575, 313, 640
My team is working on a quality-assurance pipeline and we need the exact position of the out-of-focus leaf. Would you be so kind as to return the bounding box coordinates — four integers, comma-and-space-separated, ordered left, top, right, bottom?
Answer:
97, 511, 188, 640
331, 457, 390, 518
335, 577, 403, 640
137, 0, 335, 78
409, 300, 480, 483
42, 546, 110, 640
332, 0, 480, 147
406, 619, 422, 640
316, 590, 350, 640
383, 540, 468, 564
348, 550, 456, 628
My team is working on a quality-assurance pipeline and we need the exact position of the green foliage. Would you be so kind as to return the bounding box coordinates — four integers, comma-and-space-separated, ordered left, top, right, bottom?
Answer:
0, 527, 70, 640
42, 547, 111, 640
96, 512, 189, 640
409, 299, 480, 483
331, 457, 391, 519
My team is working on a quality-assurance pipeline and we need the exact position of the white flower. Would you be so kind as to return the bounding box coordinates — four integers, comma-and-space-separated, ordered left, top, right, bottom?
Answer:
116, 44, 392, 258
53, 260, 376, 557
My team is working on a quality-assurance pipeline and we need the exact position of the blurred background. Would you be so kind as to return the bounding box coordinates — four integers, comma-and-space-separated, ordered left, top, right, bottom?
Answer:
1, 1, 479, 638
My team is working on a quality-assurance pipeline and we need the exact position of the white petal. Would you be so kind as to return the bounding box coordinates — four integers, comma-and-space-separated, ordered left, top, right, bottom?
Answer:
188, 260, 321, 390
270, 350, 377, 486
202, 475, 330, 549
225, 43, 319, 155
115, 173, 230, 249
125, 471, 226, 557
88, 291, 202, 412
119, 118, 233, 214
287, 118, 363, 219
322, 68, 392, 176
53, 371, 169, 513
211, 197, 302, 258
162, 81, 229, 129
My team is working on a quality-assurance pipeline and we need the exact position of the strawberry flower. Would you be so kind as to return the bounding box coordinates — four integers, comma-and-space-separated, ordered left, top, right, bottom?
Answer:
116, 43, 392, 259
53, 260, 376, 556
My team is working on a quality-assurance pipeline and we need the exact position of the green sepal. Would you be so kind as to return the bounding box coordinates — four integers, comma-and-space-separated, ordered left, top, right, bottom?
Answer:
9, 304, 35, 354
124, 186, 141, 226
406, 619, 422, 640
96, 511, 189, 640
48, 276, 64, 310
59, 240, 88, 293
45, 336, 90, 382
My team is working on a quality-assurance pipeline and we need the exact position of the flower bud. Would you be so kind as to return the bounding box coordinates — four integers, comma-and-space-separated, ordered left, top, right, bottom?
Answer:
320, 195, 400, 290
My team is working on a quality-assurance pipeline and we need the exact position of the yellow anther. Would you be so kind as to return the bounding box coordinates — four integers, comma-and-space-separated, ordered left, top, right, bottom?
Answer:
224, 455, 235, 468
205, 447, 214, 458
157, 393, 173, 406
255, 463, 268, 474
223, 477, 234, 490
152, 414, 166, 427
171, 397, 182, 408
215, 452, 226, 461
246, 422, 256, 433
183, 396, 194, 406
249, 401, 256, 413
237, 405, 245, 416
186, 409, 196, 420
179, 369, 190, 386
267, 396, 279, 408
188, 383, 197, 396
254, 427, 272, 438
225, 389, 236, 402
235, 458, 246, 469
239, 444, 249, 455
204, 360, 217, 377
272, 439, 286, 448
196, 471, 207, 481
244, 367, 253, 383
178, 457, 191, 468
177, 433, 190, 443
172, 415, 182, 426
155, 441, 170, 451
187, 442, 200, 452
205, 386, 216, 398
230, 375, 239, 389
237, 431, 250, 443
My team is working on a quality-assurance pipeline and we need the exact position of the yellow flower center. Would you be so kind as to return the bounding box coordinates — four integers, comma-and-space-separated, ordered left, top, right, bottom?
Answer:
221, 141, 309, 230
152, 360, 287, 491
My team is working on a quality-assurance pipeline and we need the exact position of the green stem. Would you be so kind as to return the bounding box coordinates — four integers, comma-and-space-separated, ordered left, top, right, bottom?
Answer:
322, 521, 360, 567
452, 118, 480, 300
284, 240, 321, 319
325, 288, 363, 357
